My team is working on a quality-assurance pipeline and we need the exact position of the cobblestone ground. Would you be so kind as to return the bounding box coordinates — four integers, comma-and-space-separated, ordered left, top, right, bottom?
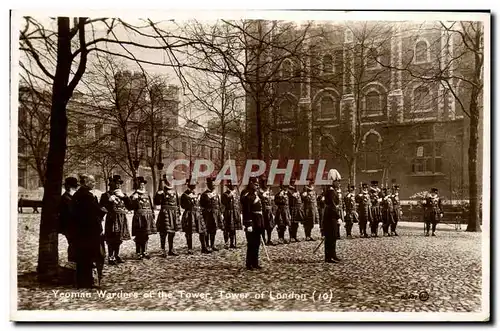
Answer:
17, 214, 483, 312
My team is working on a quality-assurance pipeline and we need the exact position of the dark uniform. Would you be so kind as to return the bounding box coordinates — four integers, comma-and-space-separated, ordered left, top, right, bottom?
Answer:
58, 177, 79, 264
381, 187, 395, 236
344, 186, 358, 238
355, 184, 371, 238
200, 177, 223, 251
130, 177, 157, 259
73, 183, 106, 288
221, 181, 242, 249
317, 188, 326, 231
180, 179, 209, 254
240, 177, 264, 270
154, 176, 181, 257
423, 188, 443, 236
302, 183, 319, 241
322, 181, 343, 263
390, 185, 401, 236
274, 184, 291, 244
369, 181, 383, 237
258, 177, 275, 245
288, 181, 305, 242
99, 175, 131, 265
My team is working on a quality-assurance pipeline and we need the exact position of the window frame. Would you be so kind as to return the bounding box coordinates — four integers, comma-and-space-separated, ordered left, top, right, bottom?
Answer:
317, 95, 337, 120
365, 47, 382, 70
321, 53, 334, 75
414, 39, 431, 64
362, 89, 385, 117
411, 84, 433, 113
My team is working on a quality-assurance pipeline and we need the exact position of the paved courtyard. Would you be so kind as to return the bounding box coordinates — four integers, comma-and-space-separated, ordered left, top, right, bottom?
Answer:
17, 214, 483, 312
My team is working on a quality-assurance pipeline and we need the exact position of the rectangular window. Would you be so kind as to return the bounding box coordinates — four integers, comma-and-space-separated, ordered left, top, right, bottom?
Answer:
411, 139, 443, 174
110, 127, 118, 144
18, 167, 27, 188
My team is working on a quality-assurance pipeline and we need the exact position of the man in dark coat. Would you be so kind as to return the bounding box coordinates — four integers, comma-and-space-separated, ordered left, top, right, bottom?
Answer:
99, 175, 132, 265
181, 178, 210, 254
59, 176, 79, 266
221, 179, 242, 249
200, 177, 223, 251
322, 179, 343, 263
302, 179, 319, 241
258, 176, 275, 245
288, 179, 305, 242
369, 181, 383, 237
390, 185, 402, 236
423, 188, 443, 236
130, 176, 157, 259
356, 183, 372, 238
381, 187, 395, 237
274, 182, 291, 244
73, 174, 106, 288
240, 176, 264, 270
154, 175, 181, 257
343, 185, 358, 238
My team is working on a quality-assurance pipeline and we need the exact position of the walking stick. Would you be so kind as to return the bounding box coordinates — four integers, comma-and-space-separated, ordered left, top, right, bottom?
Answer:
313, 236, 325, 254
260, 235, 271, 263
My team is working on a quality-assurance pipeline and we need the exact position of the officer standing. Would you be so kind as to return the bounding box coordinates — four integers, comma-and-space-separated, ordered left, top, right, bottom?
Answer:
240, 177, 264, 270
258, 176, 275, 245
390, 184, 401, 236
288, 179, 305, 242
322, 178, 343, 263
369, 181, 383, 237
200, 177, 223, 251
99, 175, 131, 265
343, 185, 358, 238
180, 178, 210, 254
302, 179, 319, 241
221, 180, 242, 249
423, 188, 443, 236
274, 181, 291, 244
130, 176, 157, 259
356, 183, 371, 238
381, 187, 395, 237
154, 175, 181, 257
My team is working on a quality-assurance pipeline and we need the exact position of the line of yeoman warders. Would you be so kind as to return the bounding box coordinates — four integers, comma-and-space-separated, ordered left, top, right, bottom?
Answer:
58, 168, 444, 289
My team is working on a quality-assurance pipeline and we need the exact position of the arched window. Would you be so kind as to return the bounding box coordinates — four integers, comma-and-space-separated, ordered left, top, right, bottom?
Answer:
322, 54, 333, 74
414, 40, 430, 63
362, 132, 381, 171
364, 90, 382, 116
278, 99, 295, 122
318, 95, 336, 119
413, 85, 432, 112
280, 59, 293, 79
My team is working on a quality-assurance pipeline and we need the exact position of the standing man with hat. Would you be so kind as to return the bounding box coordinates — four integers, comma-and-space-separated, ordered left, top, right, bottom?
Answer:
390, 184, 402, 236
258, 176, 275, 245
181, 178, 210, 254
369, 181, 383, 237
322, 169, 343, 263
221, 179, 242, 249
423, 188, 443, 236
343, 185, 358, 238
59, 176, 79, 267
99, 175, 132, 265
381, 186, 395, 237
240, 176, 264, 270
73, 174, 106, 288
274, 181, 291, 244
288, 179, 305, 242
355, 183, 371, 238
302, 178, 319, 241
154, 175, 181, 257
130, 176, 157, 259
200, 177, 224, 251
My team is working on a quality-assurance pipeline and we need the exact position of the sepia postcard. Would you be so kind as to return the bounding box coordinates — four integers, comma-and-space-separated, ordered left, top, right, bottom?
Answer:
10, 9, 490, 322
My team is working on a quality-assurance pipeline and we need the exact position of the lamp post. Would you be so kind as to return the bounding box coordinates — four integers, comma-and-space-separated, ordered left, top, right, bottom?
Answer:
156, 149, 164, 192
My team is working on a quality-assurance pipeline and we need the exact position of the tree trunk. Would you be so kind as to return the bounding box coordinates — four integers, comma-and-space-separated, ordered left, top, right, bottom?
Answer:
37, 18, 72, 282
466, 98, 481, 232
151, 167, 157, 194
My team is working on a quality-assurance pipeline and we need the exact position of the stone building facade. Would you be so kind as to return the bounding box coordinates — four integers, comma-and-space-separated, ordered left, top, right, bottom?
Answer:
245, 21, 483, 199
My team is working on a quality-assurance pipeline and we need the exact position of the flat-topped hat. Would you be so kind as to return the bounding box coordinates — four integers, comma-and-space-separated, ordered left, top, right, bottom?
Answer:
64, 176, 78, 188
112, 175, 124, 184
431, 187, 438, 193
137, 176, 147, 184
371, 180, 378, 186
